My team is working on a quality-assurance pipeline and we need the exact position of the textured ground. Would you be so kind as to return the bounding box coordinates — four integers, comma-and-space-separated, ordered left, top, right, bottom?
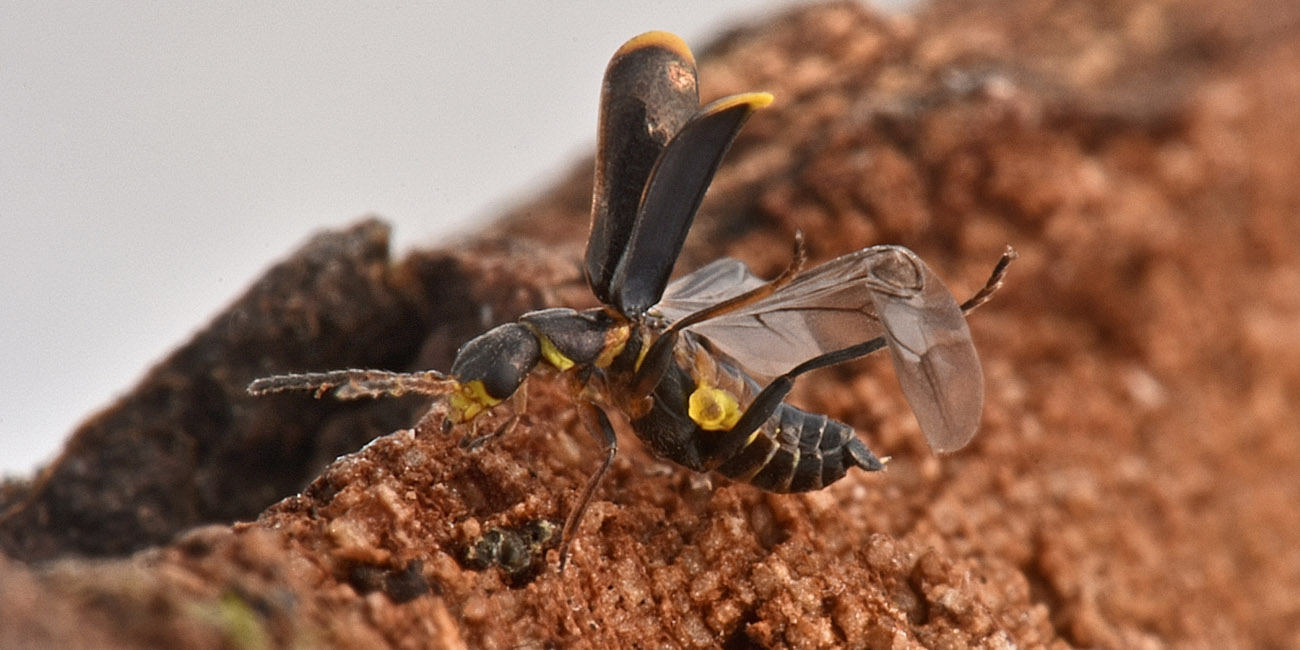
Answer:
4, 0, 1300, 648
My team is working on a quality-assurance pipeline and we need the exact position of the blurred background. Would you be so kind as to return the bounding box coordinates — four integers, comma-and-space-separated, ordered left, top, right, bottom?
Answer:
1, 2, 911, 476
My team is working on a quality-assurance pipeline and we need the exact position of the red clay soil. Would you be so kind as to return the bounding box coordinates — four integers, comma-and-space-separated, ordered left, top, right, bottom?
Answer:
3, 1, 1300, 648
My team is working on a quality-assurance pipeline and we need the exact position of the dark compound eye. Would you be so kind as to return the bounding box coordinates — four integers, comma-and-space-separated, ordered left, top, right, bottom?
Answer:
450, 323, 541, 400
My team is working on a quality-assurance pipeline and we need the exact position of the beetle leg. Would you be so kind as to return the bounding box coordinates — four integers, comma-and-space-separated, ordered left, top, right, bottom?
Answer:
632, 234, 806, 399
459, 413, 518, 450
960, 246, 1017, 314
667, 231, 806, 333
704, 337, 889, 466
557, 400, 619, 568
458, 383, 528, 450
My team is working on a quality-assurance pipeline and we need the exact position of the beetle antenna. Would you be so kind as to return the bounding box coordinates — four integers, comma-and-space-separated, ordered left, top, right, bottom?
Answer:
247, 369, 455, 400
960, 245, 1017, 314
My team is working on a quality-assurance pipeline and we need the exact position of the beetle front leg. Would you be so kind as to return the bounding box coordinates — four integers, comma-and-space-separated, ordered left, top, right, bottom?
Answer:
457, 382, 528, 450
458, 414, 518, 450
960, 246, 1017, 314
699, 337, 888, 468
631, 234, 807, 400
557, 400, 619, 568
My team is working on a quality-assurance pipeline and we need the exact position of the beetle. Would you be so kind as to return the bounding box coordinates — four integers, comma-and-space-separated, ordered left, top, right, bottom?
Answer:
249, 31, 1014, 564
462, 519, 559, 584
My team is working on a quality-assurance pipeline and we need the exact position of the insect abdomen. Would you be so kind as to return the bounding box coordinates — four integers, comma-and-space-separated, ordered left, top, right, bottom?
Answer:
629, 333, 883, 492
713, 404, 881, 493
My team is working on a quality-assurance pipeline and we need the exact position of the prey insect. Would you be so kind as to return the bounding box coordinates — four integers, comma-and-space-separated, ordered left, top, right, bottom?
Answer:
249, 32, 1014, 564
462, 519, 560, 585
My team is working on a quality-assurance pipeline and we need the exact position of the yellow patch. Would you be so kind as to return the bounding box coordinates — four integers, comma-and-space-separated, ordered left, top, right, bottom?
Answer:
688, 384, 742, 431
537, 335, 575, 371
595, 323, 630, 368
633, 336, 651, 372
448, 380, 500, 423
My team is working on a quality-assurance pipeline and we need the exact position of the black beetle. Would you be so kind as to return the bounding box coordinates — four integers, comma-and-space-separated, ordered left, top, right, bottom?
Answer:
251, 32, 1014, 565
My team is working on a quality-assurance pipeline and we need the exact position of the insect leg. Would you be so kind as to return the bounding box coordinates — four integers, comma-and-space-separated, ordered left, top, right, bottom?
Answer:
960, 246, 1017, 314
705, 337, 889, 467
670, 232, 807, 333
632, 234, 806, 399
456, 381, 527, 449
459, 416, 517, 450
557, 400, 619, 568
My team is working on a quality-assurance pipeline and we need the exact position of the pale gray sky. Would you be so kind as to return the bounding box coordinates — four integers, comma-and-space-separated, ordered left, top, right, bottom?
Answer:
1, 2, 910, 476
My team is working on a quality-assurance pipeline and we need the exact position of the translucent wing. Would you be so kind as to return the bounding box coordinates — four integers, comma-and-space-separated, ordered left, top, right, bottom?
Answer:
655, 247, 902, 380
866, 249, 983, 453
655, 245, 984, 452
652, 257, 768, 314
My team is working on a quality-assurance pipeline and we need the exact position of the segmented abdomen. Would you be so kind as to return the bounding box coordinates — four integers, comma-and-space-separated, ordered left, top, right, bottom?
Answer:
714, 404, 882, 492
628, 332, 883, 493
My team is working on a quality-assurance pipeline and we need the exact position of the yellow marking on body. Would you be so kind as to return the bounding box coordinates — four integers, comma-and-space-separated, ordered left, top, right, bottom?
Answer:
536, 335, 576, 371
688, 384, 742, 431
595, 323, 630, 368
633, 335, 651, 372
448, 380, 500, 423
